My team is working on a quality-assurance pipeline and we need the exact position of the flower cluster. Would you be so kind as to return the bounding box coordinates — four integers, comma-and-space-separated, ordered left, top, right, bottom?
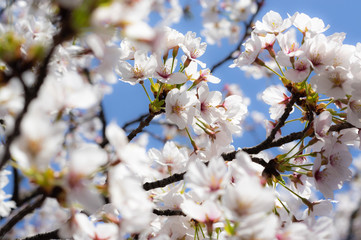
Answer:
0, 1, 360, 240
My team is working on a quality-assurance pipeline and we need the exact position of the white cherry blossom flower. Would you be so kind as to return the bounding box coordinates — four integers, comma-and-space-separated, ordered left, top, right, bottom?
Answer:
197, 84, 222, 124
179, 31, 207, 68
228, 0, 257, 22
300, 33, 337, 72
109, 165, 154, 234
201, 19, 231, 45
314, 111, 332, 140
10, 113, 65, 171
262, 85, 291, 120
292, 12, 330, 36
284, 57, 311, 83
180, 199, 222, 235
312, 155, 344, 199
347, 96, 361, 128
159, 26, 185, 50
116, 50, 157, 85
0, 170, 15, 217
230, 32, 262, 68
148, 141, 188, 174
254, 10, 292, 34
165, 88, 199, 129
155, 57, 187, 84
310, 66, 352, 99
63, 212, 118, 240
185, 157, 229, 200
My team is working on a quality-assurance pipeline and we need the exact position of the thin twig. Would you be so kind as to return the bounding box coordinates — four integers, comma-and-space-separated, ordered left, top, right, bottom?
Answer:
122, 113, 149, 131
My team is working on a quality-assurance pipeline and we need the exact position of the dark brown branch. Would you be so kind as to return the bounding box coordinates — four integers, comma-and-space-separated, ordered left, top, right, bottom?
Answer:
142, 98, 358, 191
143, 156, 268, 191
11, 166, 19, 205
223, 120, 357, 162
19, 209, 185, 240
243, 93, 299, 154
99, 102, 109, 148
210, 0, 265, 73
143, 172, 185, 191
251, 157, 267, 167
0, 195, 46, 238
153, 209, 185, 216
127, 112, 160, 141
16, 188, 43, 209
19, 229, 60, 240
329, 122, 355, 132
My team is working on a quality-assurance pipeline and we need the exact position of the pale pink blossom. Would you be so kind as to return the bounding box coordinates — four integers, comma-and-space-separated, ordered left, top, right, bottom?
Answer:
347, 96, 361, 128
185, 157, 229, 200
284, 58, 311, 83
180, 199, 222, 235
310, 66, 352, 99
254, 10, 292, 34
292, 12, 330, 36
179, 31, 207, 68
230, 33, 262, 68
165, 88, 199, 129
314, 111, 332, 140
262, 85, 291, 120
116, 50, 157, 85
196, 84, 222, 124
148, 141, 188, 175
155, 57, 187, 84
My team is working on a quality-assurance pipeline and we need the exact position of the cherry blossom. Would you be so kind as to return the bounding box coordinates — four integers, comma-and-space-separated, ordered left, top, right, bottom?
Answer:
1, 3, 361, 240
116, 50, 157, 85
165, 88, 199, 130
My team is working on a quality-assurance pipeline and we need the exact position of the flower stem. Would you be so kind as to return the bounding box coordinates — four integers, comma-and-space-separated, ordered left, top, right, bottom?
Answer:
141, 82, 152, 103
264, 64, 282, 78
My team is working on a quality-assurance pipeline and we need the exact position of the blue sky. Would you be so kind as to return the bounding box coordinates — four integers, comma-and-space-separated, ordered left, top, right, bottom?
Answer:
103, 0, 361, 150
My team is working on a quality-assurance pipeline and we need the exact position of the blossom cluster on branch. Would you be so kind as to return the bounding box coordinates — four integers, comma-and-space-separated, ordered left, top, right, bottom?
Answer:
0, 0, 360, 240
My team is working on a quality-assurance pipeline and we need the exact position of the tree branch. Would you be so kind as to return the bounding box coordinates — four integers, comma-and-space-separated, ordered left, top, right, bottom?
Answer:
99, 102, 109, 148
18, 208, 185, 240
153, 209, 185, 216
143, 155, 268, 191
0, 195, 46, 238
143, 172, 185, 191
11, 166, 19, 205
127, 112, 160, 141
19, 229, 60, 240
210, 0, 265, 73
122, 113, 149, 131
